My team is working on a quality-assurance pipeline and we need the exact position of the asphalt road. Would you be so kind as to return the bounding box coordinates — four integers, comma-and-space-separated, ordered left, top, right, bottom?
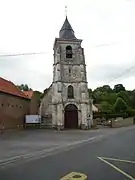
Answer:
0, 126, 135, 180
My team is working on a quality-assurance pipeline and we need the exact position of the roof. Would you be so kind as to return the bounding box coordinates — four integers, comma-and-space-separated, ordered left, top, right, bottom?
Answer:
59, 16, 77, 40
23, 91, 34, 99
0, 77, 29, 99
92, 104, 99, 112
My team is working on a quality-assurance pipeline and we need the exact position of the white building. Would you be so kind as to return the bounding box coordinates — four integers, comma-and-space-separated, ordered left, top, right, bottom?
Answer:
40, 16, 93, 130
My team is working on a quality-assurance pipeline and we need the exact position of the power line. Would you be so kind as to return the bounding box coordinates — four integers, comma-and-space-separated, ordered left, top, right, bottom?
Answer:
0, 51, 47, 57
107, 64, 135, 84
0, 40, 117, 58
1, 45, 134, 85
0, 42, 117, 58
92, 42, 117, 48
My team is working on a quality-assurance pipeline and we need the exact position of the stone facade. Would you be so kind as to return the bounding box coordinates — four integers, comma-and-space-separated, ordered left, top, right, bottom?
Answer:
52, 41, 92, 129
39, 86, 52, 117
40, 16, 93, 129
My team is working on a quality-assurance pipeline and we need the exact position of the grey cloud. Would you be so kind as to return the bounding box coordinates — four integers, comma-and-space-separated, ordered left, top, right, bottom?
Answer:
15, 71, 52, 92
0, 58, 25, 69
0, 58, 52, 92
88, 62, 135, 83
1, 58, 135, 92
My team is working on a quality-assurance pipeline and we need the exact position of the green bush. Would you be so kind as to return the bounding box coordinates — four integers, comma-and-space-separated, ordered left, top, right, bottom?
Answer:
100, 101, 113, 113
126, 109, 135, 117
113, 97, 128, 113
105, 113, 128, 119
93, 112, 128, 119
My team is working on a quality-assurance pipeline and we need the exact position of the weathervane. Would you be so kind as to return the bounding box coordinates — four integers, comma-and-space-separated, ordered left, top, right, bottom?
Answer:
65, 5, 67, 17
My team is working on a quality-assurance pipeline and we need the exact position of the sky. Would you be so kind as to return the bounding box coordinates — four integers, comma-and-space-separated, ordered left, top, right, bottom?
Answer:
0, 0, 135, 92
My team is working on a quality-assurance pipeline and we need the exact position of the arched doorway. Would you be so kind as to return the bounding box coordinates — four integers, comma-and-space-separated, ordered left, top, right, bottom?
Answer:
64, 104, 78, 129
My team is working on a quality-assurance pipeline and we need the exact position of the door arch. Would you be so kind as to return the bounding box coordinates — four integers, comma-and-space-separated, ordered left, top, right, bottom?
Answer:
64, 104, 78, 129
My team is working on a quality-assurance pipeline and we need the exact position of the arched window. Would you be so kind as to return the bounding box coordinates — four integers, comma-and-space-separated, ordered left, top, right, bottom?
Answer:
66, 46, 72, 58
67, 85, 74, 99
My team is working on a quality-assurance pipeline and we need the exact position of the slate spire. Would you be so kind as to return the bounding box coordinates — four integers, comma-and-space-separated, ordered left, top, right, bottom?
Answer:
59, 16, 76, 40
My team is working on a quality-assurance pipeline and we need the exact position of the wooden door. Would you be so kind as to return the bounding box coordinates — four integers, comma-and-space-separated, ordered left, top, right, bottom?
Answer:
64, 104, 78, 129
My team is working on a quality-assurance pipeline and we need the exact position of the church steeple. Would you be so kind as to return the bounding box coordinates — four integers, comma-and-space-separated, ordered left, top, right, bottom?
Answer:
59, 16, 77, 40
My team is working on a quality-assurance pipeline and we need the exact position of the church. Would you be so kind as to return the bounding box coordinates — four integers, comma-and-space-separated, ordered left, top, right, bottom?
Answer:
40, 16, 93, 130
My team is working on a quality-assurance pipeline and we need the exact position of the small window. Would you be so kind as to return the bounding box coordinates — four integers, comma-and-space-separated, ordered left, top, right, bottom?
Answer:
1, 104, 4, 107
57, 83, 62, 92
66, 46, 72, 58
67, 85, 74, 99
12, 105, 14, 107
69, 68, 71, 74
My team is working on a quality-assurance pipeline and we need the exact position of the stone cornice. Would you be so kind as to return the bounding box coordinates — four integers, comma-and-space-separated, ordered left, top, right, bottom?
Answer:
51, 101, 90, 106
53, 62, 86, 66
52, 80, 88, 84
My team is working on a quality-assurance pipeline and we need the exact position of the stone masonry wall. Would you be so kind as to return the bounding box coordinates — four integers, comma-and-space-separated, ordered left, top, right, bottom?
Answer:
39, 87, 52, 117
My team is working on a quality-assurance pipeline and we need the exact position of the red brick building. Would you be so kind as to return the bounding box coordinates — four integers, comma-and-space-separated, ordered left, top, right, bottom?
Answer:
23, 90, 40, 114
0, 77, 30, 129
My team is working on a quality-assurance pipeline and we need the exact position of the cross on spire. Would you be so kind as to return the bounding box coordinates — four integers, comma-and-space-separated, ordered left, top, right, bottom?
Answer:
59, 9, 77, 40
65, 5, 67, 17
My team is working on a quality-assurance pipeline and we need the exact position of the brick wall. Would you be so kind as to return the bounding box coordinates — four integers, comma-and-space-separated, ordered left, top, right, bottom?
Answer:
0, 92, 30, 129
29, 92, 39, 115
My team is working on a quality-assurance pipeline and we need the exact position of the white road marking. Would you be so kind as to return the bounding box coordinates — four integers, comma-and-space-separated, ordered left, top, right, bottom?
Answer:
0, 135, 103, 167
99, 156, 135, 164
98, 157, 135, 180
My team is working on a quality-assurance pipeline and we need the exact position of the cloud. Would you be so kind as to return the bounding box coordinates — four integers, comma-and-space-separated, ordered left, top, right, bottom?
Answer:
88, 62, 135, 81
87, 60, 135, 90
0, 54, 53, 92
0, 0, 135, 91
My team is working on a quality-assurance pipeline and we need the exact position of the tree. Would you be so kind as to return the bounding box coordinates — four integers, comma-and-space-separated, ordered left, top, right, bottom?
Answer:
91, 84, 135, 118
34, 91, 43, 106
92, 90, 102, 104
102, 85, 112, 93
113, 97, 128, 113
100, 101, 113, 113
117, 91, 130, 105
40, 88, 49, 99
128, 90, 135, 109
92, 85, 114, 104
88, 88, 93, 98
17, 84, 32, 91
103, 93, 117, 105
94, 85, 112, 93
92, 91, 117, 105
113, 84, 125, 93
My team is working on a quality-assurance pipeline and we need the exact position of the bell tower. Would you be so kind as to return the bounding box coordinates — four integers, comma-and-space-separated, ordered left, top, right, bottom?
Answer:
52, 16, 92, 130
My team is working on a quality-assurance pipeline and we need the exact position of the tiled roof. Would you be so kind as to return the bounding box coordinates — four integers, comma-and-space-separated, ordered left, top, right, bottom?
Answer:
23, 91, 33, 99
0, 77, 29, 99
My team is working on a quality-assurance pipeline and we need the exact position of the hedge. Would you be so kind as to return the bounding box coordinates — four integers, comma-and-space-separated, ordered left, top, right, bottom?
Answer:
93, 112, 128, 119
